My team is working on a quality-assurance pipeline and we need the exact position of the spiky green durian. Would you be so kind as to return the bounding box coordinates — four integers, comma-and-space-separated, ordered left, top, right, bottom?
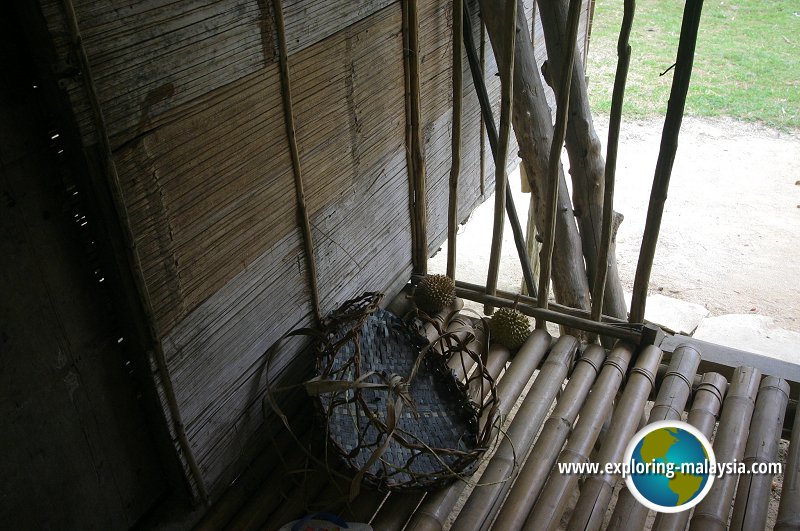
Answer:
415, 274, 455, 314
490, 308, 531, 350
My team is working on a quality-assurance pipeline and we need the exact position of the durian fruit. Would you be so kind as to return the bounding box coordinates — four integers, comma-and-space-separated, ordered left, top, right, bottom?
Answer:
490, 308, 531, 350
415, 274, 455, 314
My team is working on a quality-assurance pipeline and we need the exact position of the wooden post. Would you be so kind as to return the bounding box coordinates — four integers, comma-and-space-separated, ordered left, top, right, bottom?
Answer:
538, 0, 629, 322
536, 0, 584, 326
478, 0, 591, 325
484, 0, 517, 315
591, 0, 635, 322
403, 0, 428, 275
629, 0, 705, 323
446, 0, 463, 279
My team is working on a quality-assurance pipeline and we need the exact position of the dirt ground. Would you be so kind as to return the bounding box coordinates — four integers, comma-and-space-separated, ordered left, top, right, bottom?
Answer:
430, 116, 800, 332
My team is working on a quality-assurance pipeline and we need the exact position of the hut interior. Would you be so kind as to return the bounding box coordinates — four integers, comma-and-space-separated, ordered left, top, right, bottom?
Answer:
1, 0, 797, 530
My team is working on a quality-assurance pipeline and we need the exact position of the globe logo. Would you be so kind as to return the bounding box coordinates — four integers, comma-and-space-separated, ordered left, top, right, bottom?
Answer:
623, 420, 716, 513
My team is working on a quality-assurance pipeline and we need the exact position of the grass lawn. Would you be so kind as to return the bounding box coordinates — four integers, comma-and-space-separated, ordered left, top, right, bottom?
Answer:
586, 0, 800, 129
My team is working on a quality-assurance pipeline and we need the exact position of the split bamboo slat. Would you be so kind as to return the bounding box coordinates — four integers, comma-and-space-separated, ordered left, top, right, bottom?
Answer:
405, 329, 552, 530
775, 391, 800, 531
629, 0, 704, 323
525, 341, 635, 529
492, 344, 605, 530
690, 365, 761, 531
484, 0, 516, 315
606, 345, 701, 530
651, 372, 728, 531
452, 335, 578, 530
565, 344, 663, 531
729, 376, 790, 531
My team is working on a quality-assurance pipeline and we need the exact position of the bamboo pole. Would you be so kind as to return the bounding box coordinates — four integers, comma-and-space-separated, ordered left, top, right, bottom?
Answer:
606, 345, 701, 531
652, 372, 727, 531
775, 390, 800, 531
446, 0, 463, 279
403, 0, 428, 275
462, 1, 537, 297
591, 0, 635, 321
484, 0, 517, 315
452, 335, 579, 530
455, 285, 642, 343
59, 0, 208, 501
491, 344, 606, 530
629, 0, 705, 323
566, 344, 663, 531
689, 365, 761, 531
526, 341, 635, 530
405, 329, 552, 531
479, 328, 552, 428
452, 279, 629, 325
469, 343, 510, 404
729, 376, 790, 531
536, 0, 584, 327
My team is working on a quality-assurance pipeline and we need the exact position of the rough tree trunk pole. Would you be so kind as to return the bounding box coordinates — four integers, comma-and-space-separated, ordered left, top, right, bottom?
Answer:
478, 0, 591, 316
537, 0, 628, 321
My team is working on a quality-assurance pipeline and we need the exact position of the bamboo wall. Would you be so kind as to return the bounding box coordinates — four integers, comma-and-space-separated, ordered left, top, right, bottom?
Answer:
35, 0, 591, 501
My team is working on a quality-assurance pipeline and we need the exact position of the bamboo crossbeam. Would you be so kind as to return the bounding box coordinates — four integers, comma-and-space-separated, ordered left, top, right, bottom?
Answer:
273, 0, 322, 325
403, 0, 428, 275
591, 0, 635, 321
446, 0, 463, 279
59, 0, 208, 501
566, 344, 663, 531
454, 285, 642, 343
490, 344, 606, 531
775, 390, 800, 531
405, 329, 551, 531
462, 1, 537, 297
629, 0, 705, 323
536, 0, 584, 323
485, 0, 518, 314
606, 345, 701, 531
730, 376, 790, 531
452, 335, 578, 530
526, 341, 635, 530
652, 372, 727, 531
690, 366, 761, 531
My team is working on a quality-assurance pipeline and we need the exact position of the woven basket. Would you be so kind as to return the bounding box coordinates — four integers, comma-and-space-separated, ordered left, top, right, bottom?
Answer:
307, 292, 495, 493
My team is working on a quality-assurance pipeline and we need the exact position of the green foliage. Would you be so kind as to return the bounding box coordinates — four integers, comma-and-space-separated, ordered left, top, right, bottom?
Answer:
586, 0, 799, 129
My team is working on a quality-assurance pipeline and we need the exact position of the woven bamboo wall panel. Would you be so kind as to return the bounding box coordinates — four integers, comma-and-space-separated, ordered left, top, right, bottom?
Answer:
34, 0, 592, 501
113, 68, 295, 336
